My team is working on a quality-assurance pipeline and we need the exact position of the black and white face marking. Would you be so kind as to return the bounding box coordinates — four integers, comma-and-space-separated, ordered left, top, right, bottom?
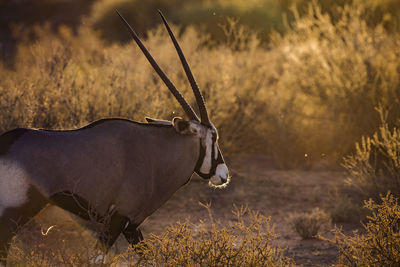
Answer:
194, 125, 230, 188
172, 119, 230, 188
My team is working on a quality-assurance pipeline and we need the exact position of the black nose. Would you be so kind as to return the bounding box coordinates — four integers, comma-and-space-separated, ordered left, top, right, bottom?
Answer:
221, 177, 228, 183
223, 174, 232, 184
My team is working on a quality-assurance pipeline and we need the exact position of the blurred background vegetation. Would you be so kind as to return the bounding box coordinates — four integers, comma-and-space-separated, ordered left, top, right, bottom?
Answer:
0, 0, 399, 169
1, 1, 400, 265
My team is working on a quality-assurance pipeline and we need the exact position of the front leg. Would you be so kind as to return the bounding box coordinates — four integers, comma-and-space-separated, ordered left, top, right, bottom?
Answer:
98, 211, 129, 250
122, 222, 143, 246
51, 192, 128, 250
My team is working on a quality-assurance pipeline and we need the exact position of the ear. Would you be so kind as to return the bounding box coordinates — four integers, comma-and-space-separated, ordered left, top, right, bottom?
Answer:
172, 117, 200, 135
145, 117, 172, 126
173, 117, 190, 134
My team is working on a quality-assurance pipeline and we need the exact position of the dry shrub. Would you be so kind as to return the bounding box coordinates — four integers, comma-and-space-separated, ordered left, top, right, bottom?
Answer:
288, 208, 331, 239
265, 2, 400, 166
8, 246, 112, 267
325, 193, 400, 267
330, 108, 400, 222
343, 108, 400, 201
87, 0, 290, 43
88, 0, 400, 43
88, 0, 185, 42
5, 205, 295, 266
6, 223, 113, 266
328, 188, 366, 223
121, 205, 294, 266
0, 19, 264, 155
6, 206, 294, 266
5, 208, 123, 266
1, 1, 399, 167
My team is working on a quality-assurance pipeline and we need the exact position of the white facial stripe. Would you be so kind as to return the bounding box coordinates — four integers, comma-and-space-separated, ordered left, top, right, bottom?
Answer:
209, 163, 230, 188
0, 160, 30, 216
199, 130, 213, 174
214, 142, 218, 160
215, 163, 229, 180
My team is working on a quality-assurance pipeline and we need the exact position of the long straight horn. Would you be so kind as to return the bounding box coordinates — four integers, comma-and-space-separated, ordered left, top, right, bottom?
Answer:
158, 11, 211, 126
116, 10, 199, 122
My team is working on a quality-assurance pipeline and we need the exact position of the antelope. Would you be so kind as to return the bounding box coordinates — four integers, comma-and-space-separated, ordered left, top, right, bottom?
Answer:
0, 11, 230, 265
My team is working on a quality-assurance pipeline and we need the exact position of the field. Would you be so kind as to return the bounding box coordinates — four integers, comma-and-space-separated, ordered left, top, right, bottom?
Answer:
1, 0, 400, 266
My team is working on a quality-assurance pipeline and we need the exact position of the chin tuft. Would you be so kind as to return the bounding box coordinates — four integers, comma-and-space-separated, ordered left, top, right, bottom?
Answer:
208, 175, 231, 189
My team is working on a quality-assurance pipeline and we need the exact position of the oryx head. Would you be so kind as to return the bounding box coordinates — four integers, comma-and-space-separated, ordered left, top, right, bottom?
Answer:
117, 11, 230, 188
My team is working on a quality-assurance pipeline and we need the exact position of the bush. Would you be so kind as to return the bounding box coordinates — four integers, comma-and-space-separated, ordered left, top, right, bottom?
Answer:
88, 0, 400, 44
1, 1, 399, 167
6, 219, 115, 266
288, 208, 331, 239
329, 108, 400, 222
7, 206, 294, 266
342, 108, 400, 201
87, 0, 295, 43
123, 205, 294, 266
328, 187, 366, 223
88, 0, 186, 42
0, 22, 262, 154
326, 193, 400, 266
267, 2, 400, 164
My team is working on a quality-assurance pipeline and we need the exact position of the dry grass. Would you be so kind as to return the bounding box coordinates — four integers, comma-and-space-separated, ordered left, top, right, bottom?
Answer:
7, 206, 294, 266
328, 188, 366, 223
288, 208, 331, 239
343, 108, 400, 200
6, 219, 112, 266
1, 1, 399, 168
323, 193, 400, 266
1, 2, 399, 264
329, 107, 400, 222
125, 205, 294, 266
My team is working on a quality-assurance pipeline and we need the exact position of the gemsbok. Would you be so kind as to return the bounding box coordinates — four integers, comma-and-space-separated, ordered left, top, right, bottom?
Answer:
0, 11, 230, 265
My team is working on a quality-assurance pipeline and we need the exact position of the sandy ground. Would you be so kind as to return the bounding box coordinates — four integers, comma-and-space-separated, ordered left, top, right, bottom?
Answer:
13, 154, 359, 266
140, 154, 352, 266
